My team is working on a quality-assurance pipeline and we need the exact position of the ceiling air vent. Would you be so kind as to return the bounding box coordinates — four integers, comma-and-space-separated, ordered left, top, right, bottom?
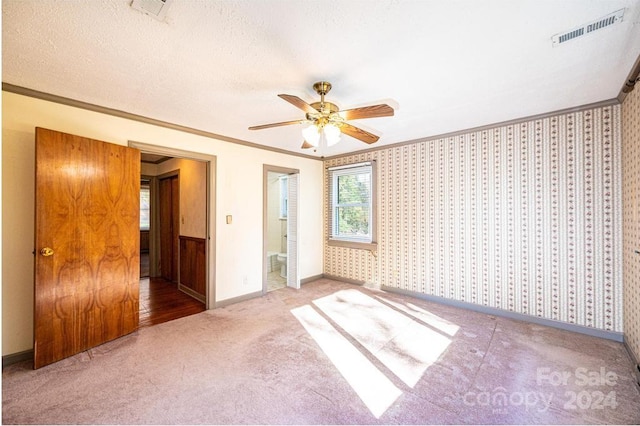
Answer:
552, 9, 624, 46
131, 0, 173, 21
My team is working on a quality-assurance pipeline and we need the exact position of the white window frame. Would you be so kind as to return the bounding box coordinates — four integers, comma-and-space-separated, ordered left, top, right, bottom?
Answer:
140, 184, 151, 231
328, 162, 377, 249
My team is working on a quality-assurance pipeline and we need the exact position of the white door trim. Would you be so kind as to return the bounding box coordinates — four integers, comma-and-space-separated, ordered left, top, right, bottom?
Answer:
128, 140, 217, 309
262, 165, 300, 293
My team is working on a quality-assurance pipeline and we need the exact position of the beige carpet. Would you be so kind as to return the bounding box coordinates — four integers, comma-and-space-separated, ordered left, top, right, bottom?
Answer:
3, 278, 640, 424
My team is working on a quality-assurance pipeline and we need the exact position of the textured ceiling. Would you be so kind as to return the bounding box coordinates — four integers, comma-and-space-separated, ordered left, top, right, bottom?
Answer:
3, 0, 640, 157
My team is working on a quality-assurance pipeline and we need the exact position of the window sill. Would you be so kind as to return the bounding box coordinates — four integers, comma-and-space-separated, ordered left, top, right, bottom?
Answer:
328, 239, 377, 251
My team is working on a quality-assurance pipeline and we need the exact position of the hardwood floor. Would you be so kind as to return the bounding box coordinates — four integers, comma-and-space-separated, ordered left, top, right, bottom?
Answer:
139, 277, 206, 328
140, 251, 150, 278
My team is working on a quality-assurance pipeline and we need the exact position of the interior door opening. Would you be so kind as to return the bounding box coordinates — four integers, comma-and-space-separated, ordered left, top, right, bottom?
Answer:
263, 165, 300, 293
159, 172, 179, 283
137, 152, 210, 327
140, 178, 151, 278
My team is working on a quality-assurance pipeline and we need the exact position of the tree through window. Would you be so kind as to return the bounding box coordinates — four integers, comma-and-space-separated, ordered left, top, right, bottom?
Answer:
329, 163, 375, 244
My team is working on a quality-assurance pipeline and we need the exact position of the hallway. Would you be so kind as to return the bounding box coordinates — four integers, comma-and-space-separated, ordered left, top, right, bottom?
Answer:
139, 277, 205, 328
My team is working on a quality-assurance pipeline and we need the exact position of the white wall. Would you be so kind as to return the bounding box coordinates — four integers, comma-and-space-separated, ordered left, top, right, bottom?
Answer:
2, 91, 324, 356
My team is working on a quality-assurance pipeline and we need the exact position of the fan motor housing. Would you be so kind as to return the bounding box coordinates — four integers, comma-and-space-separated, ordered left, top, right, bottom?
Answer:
310, 101, 339, 114
313, 81, 332, 96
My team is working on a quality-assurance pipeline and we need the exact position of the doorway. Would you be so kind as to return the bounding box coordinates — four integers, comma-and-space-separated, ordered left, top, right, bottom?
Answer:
263, 165, 300, 293
131, 141, 217, 316
139, 166, 204, 328
158, 172, 179, 283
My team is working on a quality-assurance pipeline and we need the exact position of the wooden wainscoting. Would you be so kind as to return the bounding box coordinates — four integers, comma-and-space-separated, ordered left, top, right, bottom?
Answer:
140, 230, 150, 253
179, 236, 206, 302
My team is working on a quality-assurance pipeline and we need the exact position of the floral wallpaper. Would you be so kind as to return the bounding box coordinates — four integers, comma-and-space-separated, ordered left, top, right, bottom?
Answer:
622, 85, 640, 360
325, 105, 623, 332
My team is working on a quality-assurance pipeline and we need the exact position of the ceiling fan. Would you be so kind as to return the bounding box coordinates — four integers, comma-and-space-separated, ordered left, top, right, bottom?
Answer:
248, 81, 394, 149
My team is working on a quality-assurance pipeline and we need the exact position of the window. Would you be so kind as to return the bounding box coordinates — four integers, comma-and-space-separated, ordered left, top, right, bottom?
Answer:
279, 175, 288, 218
328, 162, 376, 248
140, 184, 150, 231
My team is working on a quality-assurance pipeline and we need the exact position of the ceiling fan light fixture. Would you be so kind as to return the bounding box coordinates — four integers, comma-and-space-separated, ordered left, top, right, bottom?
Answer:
302, 124, 320, 147
250, 81, 394, 149
324, 122, 341, 146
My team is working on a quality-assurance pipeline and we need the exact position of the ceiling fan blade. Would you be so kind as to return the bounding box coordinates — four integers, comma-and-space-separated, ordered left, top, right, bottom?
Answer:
278, 94, 318, 114
340, 123, 380, 144
339, 104, 394, 120
301, 140, 315, 149
248, 119, 303, 130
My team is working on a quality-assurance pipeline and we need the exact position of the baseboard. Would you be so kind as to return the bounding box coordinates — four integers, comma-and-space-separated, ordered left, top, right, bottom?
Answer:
300, 274, 324, 285
623, 336, 640, 388
3, 349, 33, 369
380, 285, 624, 342
319, 275, 626, 343
322, 274, 366, 286
623, 336, 640, 364
178, 284, 206, 303
214, 290, 263, 308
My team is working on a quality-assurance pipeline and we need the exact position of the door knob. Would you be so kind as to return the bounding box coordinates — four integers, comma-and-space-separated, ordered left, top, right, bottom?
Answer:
40, 247, 54, 257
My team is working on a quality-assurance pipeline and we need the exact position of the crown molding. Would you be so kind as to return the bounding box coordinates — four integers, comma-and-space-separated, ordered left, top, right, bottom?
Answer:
322, 98, 620, 161
2, 83, 321, 161
5, 82, 626, 163
617, 53, 640, 103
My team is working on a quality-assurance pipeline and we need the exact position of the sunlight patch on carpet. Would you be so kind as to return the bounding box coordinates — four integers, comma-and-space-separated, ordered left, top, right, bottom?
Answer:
375, 296, 460, 337
292, 289, 459, 417
291, 304, 402, 418
313, 289, 452, 388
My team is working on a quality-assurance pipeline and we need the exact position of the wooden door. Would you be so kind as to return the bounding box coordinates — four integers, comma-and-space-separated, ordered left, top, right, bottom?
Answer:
159, 175, 179, 282
34, 128, 140, 369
